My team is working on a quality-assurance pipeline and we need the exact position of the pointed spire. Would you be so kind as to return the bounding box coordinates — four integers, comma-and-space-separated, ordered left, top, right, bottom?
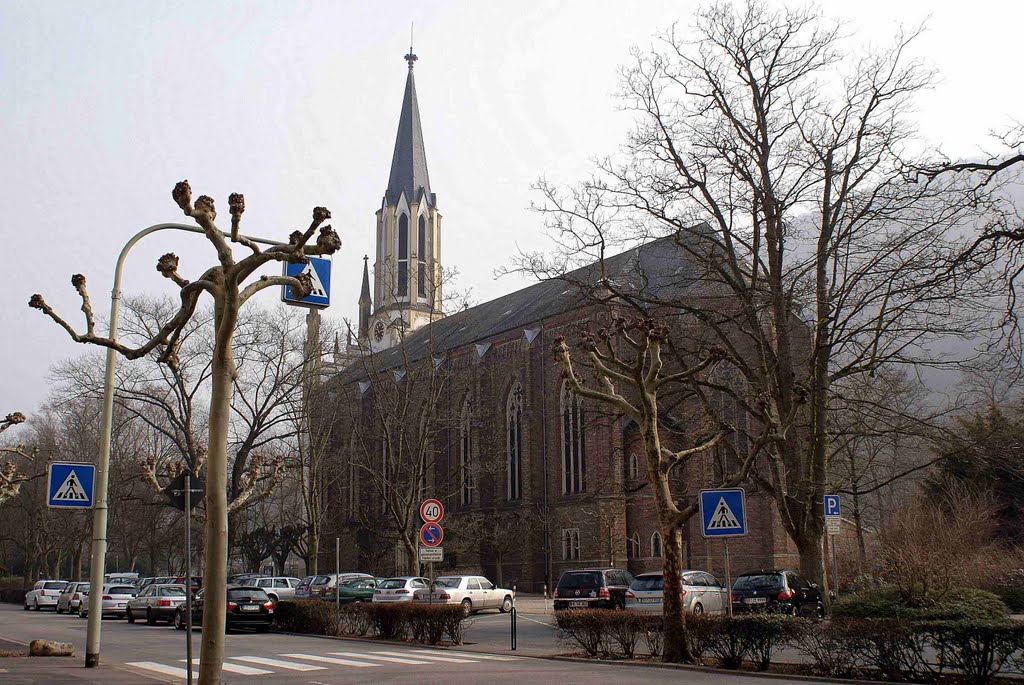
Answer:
358, 255, 372, 340
386, 48, 432, 207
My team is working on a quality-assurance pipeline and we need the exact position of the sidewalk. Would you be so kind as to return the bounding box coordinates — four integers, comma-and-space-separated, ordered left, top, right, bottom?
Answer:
514, 593, 553, 616
0, 656, 158, 684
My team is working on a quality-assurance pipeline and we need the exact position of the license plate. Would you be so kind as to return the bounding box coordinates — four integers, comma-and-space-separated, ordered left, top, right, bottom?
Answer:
569, 601, 588, 608
743, 597, 768, 604
241, 605, 260, 612
638, 598, 661, 604
117, 603, 126, 608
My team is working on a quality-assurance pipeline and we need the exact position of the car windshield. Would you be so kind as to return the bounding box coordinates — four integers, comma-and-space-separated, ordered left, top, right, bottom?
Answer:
44, 582, 67, 590
630, 575, 662, 591
161, 587, 186, 596
78, 584, 90, 592
311, 576, 331, 586
734, 574, 784, 591
558, 572, 602, 589
109, 586, 135, 595
433, 577, 461, 588
378, 579, 408, 590
228, 588, 269, 601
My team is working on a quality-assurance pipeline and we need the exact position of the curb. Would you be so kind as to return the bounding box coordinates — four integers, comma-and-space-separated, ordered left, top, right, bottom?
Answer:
543, 655, 873, 684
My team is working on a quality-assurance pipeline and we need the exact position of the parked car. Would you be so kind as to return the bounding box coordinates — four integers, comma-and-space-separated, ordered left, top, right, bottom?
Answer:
553, 568, 634, 610
135, 577, 158, 590
127, 584, 187, 625
244, 576, 302, 601
173, 586, 274, 632
56, 582, 90, 614
309, 573, 373, 600
372, 577, 430, 603
294, 576, 315, 599
412, 575, 514, 615
24, 580, 68, 611
624, 571, 727, 615
228, 573, 266, 585
78, 583, 137, 618
731, 569, 824, 617
172, 576, 202, 593
104, 572, 140, 584
333, 578, 379, 604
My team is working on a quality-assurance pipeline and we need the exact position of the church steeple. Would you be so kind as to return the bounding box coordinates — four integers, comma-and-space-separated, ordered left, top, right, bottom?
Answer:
358, 255, 371, 341
385, 46, 433, 209
370, 48, 445, 351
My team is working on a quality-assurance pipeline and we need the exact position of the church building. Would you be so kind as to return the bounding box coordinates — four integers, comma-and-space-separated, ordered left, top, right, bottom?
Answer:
321, 51, 807, 591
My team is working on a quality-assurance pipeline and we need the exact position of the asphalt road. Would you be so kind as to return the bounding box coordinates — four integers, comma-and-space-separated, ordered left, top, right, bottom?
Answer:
0, 603, 829, 684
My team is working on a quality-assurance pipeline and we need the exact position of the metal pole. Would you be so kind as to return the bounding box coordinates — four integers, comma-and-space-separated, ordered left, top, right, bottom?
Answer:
335, 537, 340, 608
831, 537, 839, 598
185, 472, 193, 685
510, 585, 517, 651
724, 539, 733, 618
84, 223, 284, 668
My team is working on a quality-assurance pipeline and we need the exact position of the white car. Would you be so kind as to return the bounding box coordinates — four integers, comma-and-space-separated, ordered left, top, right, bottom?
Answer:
245, 576, 303, 601
56, 582, 90, 614
624, 570, 728, 615
372, 576, 429, 603
78, 583, 137, 618
24, 580, 68, 611
413, 575, 514, 615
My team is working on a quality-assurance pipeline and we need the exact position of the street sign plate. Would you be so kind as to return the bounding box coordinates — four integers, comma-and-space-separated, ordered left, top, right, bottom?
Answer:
824, 495, 841, 518
161, 472, 206, 512
419, 522, 444, 548
47, 462, 95, 509
826, 517, 841, 535
419, 546, 444, 562
699, 488, 747, 537
420, 499, 444, 524
281, 256, 332, 308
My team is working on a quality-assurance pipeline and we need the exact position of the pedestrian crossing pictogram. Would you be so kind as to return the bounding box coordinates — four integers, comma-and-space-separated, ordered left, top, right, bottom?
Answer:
708, 497, 741, 529
52, 470, 89, 501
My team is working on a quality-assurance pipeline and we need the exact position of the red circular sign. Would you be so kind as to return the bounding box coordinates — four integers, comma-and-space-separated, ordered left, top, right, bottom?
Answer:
420, 523, 444, 548
420, 499, 444, 524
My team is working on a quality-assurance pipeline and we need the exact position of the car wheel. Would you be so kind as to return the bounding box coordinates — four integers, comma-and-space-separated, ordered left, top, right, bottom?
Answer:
23, 601, 29, 611
268, 594, 278, 603
79, 606, 87, 618
461, 598, 473, 617
500, 596, 513, 613
174, 611, 185, 631
127, 608, 135, 624
789, 604, 799, 617
56, 605, 64, 615
146, 609, 156, 626
32, 599, 39, 611
692, 602, 704, 616
815, 602, 826, 620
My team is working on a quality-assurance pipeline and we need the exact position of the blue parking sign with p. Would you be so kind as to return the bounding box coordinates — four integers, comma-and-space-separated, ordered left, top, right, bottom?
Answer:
47, 462, 95, 509
824, 495, 841, 517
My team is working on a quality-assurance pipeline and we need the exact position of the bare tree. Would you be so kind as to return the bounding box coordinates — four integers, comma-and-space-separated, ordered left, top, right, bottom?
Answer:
519, 1, 1000, 589
0, 412, 29, 504
30, 180, 340, 684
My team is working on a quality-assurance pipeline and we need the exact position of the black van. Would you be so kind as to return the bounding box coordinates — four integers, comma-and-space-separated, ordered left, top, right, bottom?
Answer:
553, 568, 634, 610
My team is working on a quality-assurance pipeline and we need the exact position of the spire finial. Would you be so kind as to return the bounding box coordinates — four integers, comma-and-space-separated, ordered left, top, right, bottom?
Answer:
404, 23, 417, 69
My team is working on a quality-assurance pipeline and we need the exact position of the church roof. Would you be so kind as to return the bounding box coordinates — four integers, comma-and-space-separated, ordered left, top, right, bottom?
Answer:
337, 233, 716, 382
385, 58, 433, 208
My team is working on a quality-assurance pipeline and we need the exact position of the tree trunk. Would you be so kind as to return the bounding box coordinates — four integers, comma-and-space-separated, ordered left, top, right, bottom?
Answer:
796, 531, 825, 589
403, 533, 418, 576
198, 300, 237, 685
661, 523, 692, 663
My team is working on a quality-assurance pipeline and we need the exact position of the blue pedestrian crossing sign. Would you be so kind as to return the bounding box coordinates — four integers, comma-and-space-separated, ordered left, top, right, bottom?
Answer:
281, 256, 332, 308
824, 495, 841, 517
699, 488, 747, 537
47, 462, 95, 509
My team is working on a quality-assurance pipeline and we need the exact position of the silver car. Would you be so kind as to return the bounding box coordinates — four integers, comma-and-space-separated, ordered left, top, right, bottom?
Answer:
127, 584, 187, 624
56, 582, 90, 614
625, 570, 728, 615
412, 575, 515, 614
24, 580, 68, 611
372, 576, 429, 603
78, 583, 137, 618
245, 576, 302, 601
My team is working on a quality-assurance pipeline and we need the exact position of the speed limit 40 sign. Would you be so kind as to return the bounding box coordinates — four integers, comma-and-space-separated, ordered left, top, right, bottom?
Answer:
420, 499, 444, 524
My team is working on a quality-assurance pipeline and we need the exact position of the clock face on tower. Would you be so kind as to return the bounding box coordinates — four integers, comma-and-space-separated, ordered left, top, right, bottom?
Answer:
374, 320, 385, 342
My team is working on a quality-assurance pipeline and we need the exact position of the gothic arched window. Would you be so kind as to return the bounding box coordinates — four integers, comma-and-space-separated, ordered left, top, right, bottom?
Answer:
417, 215, 428, 299
627, 452, 639, 480
651, 531, 663, 558
460, 397, 473, 506
562, 528, 581, 561
397, 213, 409, 298
560, 382, 586, 494
507, 382, 523, 501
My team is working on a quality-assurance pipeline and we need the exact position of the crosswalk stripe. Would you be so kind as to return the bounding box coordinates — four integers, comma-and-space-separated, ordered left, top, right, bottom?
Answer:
281, 653, 379, 667
128, 661, 198, 679
179, 660, 272, 675
327, 650, 431, 665
230, 655, 326, 671
409, 648, 518, 661
370, 649, 479, 664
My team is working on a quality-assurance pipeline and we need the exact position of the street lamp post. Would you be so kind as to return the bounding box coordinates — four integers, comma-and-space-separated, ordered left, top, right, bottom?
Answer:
85, 223, 284, 667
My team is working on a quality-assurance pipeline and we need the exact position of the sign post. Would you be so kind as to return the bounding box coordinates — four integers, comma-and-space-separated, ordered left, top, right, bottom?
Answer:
824, 495, 841, 598
700, 488, 747, 617
418, 500, 445, 600
168, 472, 203, 685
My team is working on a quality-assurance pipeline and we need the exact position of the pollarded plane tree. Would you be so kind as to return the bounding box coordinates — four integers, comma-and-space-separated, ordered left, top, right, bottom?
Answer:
554, 314, 771, 663
0, 412, 29, 506
29, 180, 341, 685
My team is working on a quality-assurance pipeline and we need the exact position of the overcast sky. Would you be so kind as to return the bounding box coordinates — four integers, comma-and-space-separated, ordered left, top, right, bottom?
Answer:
1, 0, 1021, 413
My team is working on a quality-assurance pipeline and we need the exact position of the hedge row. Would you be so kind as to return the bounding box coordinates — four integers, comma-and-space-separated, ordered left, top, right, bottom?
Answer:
0, 589, 27, 604
554, 610, 1024, 684
274, 600, 466, 645
832, 587, 1010, 622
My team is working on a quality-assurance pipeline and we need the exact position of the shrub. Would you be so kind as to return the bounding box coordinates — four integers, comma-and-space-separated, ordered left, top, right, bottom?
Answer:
366, 603, 411, 640
994, 586, 1024, 613
337, 605, 371, 636
839, 619, 932, 682
924, 621, 1024, 685
554, 610, 607, 657
604, 612, 646, 658
275, 601, 466, 645
797, 620, 859, 678
405, 605, 464, 646
641, 615, 663, 658
272, 600, 339, 635
681, 613, 720, 664
744, 615, 806, 671
833, 586, 1010, 622
0, 589, 27, 605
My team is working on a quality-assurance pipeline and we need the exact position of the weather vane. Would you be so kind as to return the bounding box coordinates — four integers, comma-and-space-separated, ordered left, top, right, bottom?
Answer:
405, 23, 417, 69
